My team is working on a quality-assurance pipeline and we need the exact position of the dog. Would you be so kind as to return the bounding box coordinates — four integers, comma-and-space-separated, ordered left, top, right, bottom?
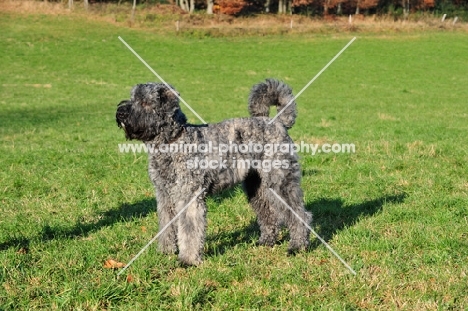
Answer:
116, 79, 311, 266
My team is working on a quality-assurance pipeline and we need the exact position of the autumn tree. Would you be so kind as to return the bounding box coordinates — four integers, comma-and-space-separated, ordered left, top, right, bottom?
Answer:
355, 0, 378, 14
216, 0, 247, 15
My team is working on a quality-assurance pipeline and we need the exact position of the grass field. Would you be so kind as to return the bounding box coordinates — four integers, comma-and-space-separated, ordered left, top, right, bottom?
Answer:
1, 10, 468, 310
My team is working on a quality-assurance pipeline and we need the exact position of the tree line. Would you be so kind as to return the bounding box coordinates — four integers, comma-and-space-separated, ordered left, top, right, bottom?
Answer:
69, 0, 468, 17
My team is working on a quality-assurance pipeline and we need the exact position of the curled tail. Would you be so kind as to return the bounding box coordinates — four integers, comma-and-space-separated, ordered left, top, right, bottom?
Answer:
248, 78, 297, 129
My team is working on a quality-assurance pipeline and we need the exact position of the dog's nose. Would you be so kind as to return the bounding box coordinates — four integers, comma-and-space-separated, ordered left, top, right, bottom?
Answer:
116, 112, 125, 125
116, 102, 130, 127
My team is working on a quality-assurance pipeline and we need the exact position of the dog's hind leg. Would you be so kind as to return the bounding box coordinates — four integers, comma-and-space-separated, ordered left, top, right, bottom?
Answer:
176, 192, 207, 266
156, 190, 178, 254
243, 170, 280, 247
283, 183, 311, 253
268, 175, 312, 254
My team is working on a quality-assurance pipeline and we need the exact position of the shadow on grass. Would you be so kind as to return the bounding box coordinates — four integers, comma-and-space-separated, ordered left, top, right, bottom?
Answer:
205, 219, 260, 257
1, 193, 407, 257
205, 192, 407, 257
0, 199, 156, 251
0, 106, 98, 130
306, 193, 407, 250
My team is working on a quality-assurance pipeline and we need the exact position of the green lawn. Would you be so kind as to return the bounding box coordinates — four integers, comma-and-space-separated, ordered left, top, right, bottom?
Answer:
1, 13, 467, 310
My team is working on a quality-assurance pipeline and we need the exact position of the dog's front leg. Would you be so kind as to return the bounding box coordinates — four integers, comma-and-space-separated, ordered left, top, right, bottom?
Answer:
156, 189, 178, 255
176, 195, 207, 266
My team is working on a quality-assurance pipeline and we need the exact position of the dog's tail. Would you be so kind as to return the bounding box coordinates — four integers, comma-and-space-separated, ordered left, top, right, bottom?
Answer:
248, 78, 297, 129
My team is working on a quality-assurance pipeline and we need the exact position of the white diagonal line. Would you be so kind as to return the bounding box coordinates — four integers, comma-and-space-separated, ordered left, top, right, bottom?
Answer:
269, 37, 356, 125
117, 187, 206, 277
118, 36, 207, 124
268, 188, 357, 275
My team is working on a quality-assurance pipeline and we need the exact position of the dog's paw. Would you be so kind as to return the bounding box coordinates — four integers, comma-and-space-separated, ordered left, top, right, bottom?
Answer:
287, 239, 310, 255
257, 236, 276, 247
178, 254, 203, 267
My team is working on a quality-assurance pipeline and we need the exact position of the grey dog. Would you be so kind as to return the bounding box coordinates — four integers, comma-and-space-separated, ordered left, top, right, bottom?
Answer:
116, 79, 311, 266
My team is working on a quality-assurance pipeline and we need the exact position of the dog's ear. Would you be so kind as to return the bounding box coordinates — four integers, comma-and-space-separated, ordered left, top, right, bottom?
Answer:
158, 85, 187, 124
158, 84, 183, 114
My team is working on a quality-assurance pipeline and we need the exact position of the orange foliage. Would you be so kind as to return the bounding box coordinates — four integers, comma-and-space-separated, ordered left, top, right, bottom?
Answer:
216, 0, 247, 15
359, 0, 378, 9
292, 0, 313, 6
411, 0, 436, 9
423, 0, 435, 8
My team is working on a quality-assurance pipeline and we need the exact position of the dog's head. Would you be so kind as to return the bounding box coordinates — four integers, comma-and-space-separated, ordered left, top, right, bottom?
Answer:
116, 83, 187, 142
